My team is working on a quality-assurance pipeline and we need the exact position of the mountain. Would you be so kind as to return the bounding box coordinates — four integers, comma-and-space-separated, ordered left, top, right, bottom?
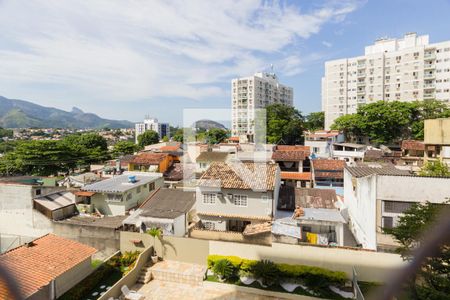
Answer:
193, 119, 227, 130
0, 96, 134, 129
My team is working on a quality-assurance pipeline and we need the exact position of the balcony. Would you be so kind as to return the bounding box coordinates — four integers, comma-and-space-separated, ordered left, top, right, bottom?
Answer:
424, 64, 435, 70
357, 64, 366, 69
424, 53, 436, 60
424, 93, 435, 99
357, 89, 365, 94
424, 73, 435, 79
357, 81, 366, 87
424, 83, 435, 89
357, 72, 366, 77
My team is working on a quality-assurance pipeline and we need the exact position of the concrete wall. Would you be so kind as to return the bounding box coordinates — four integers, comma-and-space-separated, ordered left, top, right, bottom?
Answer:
53, 222, 120, 258
376, 175, 450, 203
55, 257, 93, 297
196, 187, 274, 217
190, 228, 272, 246
119, 232, 404, 282
424, 118, 450, 144
344, 170, 377, 250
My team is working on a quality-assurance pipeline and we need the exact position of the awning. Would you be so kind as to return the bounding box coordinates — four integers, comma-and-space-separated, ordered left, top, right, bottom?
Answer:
73, 191, 96, 197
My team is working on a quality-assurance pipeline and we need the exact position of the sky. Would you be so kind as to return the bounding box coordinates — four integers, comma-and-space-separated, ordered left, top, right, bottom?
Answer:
1, 0, 450, 126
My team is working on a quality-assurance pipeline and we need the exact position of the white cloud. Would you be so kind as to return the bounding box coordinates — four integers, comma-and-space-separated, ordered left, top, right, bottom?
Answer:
322, 41, 333, 48
0, 0, 363, 103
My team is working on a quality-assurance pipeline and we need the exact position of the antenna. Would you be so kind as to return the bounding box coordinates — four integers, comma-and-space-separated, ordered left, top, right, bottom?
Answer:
270, 64, 274, 73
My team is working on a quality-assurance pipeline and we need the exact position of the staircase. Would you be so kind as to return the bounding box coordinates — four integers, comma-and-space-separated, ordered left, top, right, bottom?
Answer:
137, 262, 153, 284
149, 260, 206, 286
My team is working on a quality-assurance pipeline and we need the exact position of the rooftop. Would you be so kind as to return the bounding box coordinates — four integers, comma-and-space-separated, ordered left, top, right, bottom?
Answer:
272, 150, 306, 161
199, 161, 278, 191
140, 189, 196, 219
280, 172, 312, 181
56, 215, 127, 229
312, 159, 346, 171
295, 188, 338, 209
401, 140, 425, 151
82, 173, 161, 193
345, 162, 413, 178
333, 143, 366, 149
296, 208, 346, 223
275, 145, 311, 156
34, 191, 75, 211
196, 151, 229, 162
129, 153, 169, 165
0, 234, 96, 299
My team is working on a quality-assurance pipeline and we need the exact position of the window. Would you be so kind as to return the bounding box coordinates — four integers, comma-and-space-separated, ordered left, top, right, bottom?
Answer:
203, 193, 216, 204
107, 193, 122, 202
35, 189, 41, 196
149, 182, 155, 191
203, 221, 215, 230
126, 193, 132, 201
261, 196, 269, 203
382, 216, 393, 229
233, 195, 248, 207
137, 187, 141, 193
383, 201, 413, 213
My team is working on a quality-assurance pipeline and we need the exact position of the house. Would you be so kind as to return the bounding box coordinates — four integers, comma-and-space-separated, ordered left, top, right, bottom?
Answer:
128, 152, 176, 173
123, 188, 196, 236
272, 148, 308, 172
331, 143, 367, 162
424, 118, 450, 165
274, 187, 347, 246
195, 161, 280, 233
401, 140, 425, 166
280, 172, 312, 188
0, 177, 64, 253
311, 159, 346, 187
33, 191, 77, 221
0, 234, 96, 299
343, 162, 450, 250
195, 151, 229, 176
305, 130, 344, 158
81, 173, 164, 216
227, 136, 240, 144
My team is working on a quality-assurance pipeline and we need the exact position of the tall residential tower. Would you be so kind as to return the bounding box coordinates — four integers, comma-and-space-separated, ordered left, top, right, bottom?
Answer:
231, 72, 293, 142
322, 33, 450, 129
135, 117, 170, 143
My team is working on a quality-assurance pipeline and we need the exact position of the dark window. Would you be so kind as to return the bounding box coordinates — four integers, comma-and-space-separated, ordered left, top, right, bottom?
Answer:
149, 182, 155, 191
35, 189, 41, 196
384, 201, 413, 213
382, 216, 393, 229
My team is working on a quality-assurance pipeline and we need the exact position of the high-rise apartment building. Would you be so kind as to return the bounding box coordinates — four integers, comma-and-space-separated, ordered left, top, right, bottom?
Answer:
322, 33, 450, 129
231, 72, 293, 142
135, 117, 170, 143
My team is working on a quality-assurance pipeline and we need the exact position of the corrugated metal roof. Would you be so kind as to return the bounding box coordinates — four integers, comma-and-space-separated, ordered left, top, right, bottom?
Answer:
140, 189, 195, 219
296, 208, 346, 223
345, 164, 412, 178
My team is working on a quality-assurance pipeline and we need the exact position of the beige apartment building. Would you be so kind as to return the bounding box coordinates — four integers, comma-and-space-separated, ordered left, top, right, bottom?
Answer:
231, 72, 293, 142
322, 33, 450, 129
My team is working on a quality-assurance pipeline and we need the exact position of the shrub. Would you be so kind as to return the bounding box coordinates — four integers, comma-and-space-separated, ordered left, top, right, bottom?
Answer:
207, 255, 242, 269
277, 263, 347, 286
120, 251, 140, 266
213, 259, 234, 280
251, 260, 280, 287
241, 259, 257, 272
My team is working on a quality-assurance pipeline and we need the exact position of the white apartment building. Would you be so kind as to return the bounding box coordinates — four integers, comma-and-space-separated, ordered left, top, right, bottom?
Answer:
231, 72, 293, 142
322, 33, 450, 129
135, 117, 170, 143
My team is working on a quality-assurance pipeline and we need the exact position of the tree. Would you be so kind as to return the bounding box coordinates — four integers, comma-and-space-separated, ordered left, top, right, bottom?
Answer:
172, 128, 184, 143
137, 130, 159, 148
162, 136, 169, 142
305, 112, 325, 132
112, 141, 138, 157
330, 114, 364, 142
419, 160, 450, 177
63, 133, 109, 165
205, 128, 228, 144
411, 100, 450, 140
147, 227, 162, 257
266, 104, 304, 144
384, 202, 450, 299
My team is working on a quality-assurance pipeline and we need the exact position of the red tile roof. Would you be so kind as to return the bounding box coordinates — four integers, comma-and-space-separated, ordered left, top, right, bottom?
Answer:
281, 172, 312, 181
160, 145, 181, 151
272, 150, 306, 161
130, 153, 168, 165
401, 140, 425, 151
312, 159, 346, 171
275, 145, 311, 156
228, 136, 240, 142
0, 234, 96, 299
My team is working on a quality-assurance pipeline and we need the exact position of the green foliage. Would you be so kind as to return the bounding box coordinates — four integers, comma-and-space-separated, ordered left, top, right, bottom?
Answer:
208, 255, 242, 269
63, 133, 110, 165
162, 136, 169, 142
213, 259, 235, 280
251, 260, 280, 286
0, 127, 13, 138
331, 100, 450, 145
419, 160, 450, 177
383, 202, 450, 298
137, 130, 159, 148
112, 141, 138, 156
146, 227, 162, 238
119, 251, 140, 266
205, 128, 228, 144
266, 104, 304, 144
305, 112, 325, 131
172, 128, 184, 143
277, 263, 347, 286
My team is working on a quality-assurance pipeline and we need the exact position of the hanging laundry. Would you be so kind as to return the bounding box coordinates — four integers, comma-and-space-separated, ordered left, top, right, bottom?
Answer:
306, 232, 318, 244
318, 233, 329, 245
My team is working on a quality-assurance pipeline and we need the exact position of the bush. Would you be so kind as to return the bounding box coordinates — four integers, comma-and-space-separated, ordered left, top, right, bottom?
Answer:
120, 251, 140, 266
251, 260, 280, 287
241, 259, 257, 272
277, 263, 347, 286
213, 259, 234, 280
207, 255, 242, 269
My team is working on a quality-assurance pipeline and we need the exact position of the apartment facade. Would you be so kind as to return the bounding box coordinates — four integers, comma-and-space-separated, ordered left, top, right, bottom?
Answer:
322, 33, 450, 129
135, 117, 170, 143
231, 72, 293, 142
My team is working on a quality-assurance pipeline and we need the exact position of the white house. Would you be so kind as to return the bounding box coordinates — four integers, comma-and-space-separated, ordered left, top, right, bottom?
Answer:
81, 172, 164, 216
123, 188, 196, 237
344, 163, 450, 250
195, 161, 280, 232
332, 143, 367, 162
305, 130, 345, 158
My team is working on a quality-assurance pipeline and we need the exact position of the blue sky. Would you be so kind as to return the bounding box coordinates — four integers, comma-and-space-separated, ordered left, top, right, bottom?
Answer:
1, 0, 450, 126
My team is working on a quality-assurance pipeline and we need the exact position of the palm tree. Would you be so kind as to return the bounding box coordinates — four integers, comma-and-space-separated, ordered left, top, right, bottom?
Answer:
146, 227, 162, 259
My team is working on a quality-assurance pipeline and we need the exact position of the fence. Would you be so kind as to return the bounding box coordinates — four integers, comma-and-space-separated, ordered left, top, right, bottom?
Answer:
353, 267, 365, 300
